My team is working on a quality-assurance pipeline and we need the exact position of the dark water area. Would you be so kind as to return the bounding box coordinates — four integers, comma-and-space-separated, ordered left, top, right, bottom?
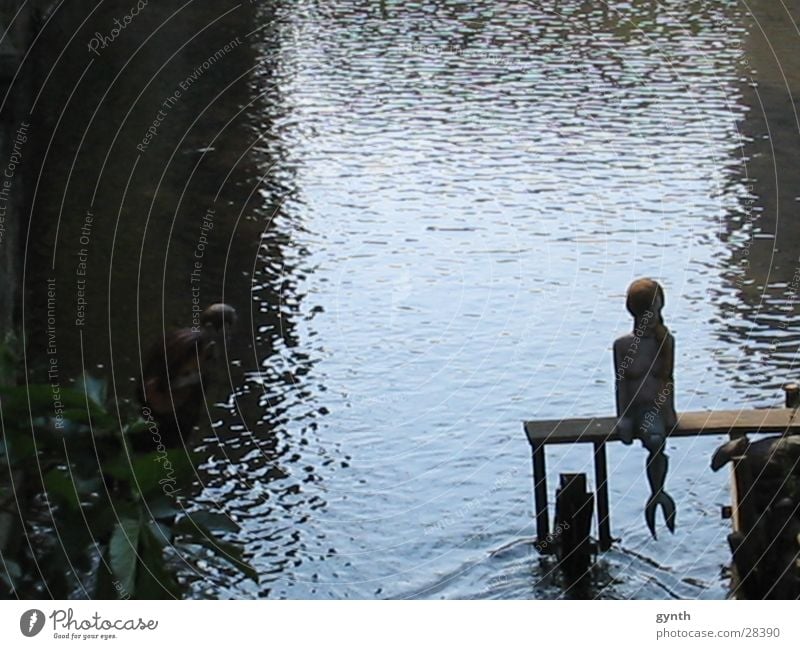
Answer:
16, 0, 800, 598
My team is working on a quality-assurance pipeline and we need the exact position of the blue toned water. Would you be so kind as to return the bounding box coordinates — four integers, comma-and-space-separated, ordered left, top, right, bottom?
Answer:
28, 0, 799, 599
186, 0, 799, 598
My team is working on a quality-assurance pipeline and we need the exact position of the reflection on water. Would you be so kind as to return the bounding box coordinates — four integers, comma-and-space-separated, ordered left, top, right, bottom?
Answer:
716, 2, 800, 402
22, 0, 800, 598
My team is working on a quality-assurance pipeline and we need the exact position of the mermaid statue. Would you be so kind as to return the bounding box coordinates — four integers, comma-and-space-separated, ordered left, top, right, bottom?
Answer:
613, 278, 677, 539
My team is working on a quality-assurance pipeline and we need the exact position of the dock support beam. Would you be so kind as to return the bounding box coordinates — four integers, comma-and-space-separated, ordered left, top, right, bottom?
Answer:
555, 473, 594, 579
784, 383, 799, 409
525, 406, 800, 557
531, 441, 550, 548
593, 441, 612, 551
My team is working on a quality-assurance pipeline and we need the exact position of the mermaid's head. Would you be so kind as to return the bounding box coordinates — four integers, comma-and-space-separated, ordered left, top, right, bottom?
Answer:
626, 278, 664, 322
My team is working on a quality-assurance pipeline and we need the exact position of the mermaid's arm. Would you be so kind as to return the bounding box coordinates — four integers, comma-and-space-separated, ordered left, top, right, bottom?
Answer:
613, 338, 635, 443
660, 334, 678, 429
613, 338, 630, 417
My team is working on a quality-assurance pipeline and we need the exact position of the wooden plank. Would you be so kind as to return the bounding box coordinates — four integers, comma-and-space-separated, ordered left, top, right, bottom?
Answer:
524, 408, 800, 445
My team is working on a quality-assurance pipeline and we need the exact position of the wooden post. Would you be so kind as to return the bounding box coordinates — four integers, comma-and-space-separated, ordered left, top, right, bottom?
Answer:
730, 455, 763, 598
555, 473, 594, 580
783, 382, 799, 409
531, 441, 550, 548
593, 440, 612, 551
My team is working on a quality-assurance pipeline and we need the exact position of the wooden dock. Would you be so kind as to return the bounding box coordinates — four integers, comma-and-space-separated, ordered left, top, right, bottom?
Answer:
523, 405, 800, 554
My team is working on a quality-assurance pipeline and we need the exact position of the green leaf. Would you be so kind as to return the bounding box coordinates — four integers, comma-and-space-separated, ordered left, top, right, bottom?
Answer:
0, 385, 113, 434
104, 449, 192, 495
0, 385, 90, 414
1, 431, 36, 465
4, 559, 21, 579
86, 502, 137, 534
0, 333, 17, 386
109, 518, 142, 595
94, 560, 120, 600
134, 524, 181, 599
0, 559, 20, 592
59, 408, 116, 430
44, 468, 101, 509
43, 468, 81, 509
182, 511, 240, 533
123, 418, 152, 436
76, 373, 107, 408
146, 520, 173, 548
175, 516, 257, 583
147, 496, 179, 521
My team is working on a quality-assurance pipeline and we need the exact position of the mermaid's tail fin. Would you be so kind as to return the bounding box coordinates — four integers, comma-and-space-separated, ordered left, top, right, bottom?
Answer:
663, 492, 676, 534
645, 498, 657, 540
645, 491, 676, 540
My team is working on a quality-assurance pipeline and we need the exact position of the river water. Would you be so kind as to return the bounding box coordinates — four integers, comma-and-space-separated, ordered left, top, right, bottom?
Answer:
22, 0, 800, 598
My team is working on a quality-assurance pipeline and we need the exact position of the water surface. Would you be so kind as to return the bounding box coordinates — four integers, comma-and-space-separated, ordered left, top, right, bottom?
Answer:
24, 0, 800, 599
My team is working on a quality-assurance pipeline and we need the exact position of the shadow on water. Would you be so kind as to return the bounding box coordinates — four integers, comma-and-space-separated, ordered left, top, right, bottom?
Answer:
715, 1, 800, 401
21, 1, 330, 596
